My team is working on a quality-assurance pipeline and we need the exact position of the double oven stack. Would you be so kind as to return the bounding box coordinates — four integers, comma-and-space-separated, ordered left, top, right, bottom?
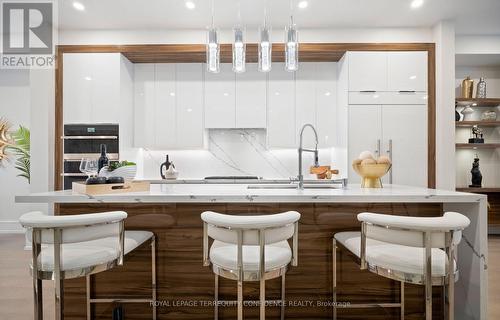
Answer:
62, 124, 119, 190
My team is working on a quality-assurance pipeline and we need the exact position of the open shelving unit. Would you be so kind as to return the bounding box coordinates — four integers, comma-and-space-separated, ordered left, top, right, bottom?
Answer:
456, 98, 500, 106
456, 143, 500, 149
456, 120, 500, 127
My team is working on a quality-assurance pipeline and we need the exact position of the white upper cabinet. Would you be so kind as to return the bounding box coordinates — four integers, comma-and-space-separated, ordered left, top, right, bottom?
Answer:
295, 63, 317, 147
348, 52, 387, 92
134, 63, 204, 149
205, 64, 235, 128
235, 64, 267, 128
63, 53, 121, 124
176, 63, 204, 148
154, 64, 177, 148
133, 64, 156, 148
387, 51, 427, 92
267, 63, 296, 148
315, 62, 337, 148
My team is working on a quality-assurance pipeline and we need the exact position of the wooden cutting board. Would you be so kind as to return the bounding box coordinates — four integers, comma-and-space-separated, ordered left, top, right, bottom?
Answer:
72, 180, 150, 195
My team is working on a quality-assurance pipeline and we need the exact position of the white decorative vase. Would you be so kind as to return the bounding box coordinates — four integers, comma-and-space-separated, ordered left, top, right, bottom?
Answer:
99, 165, 137, 180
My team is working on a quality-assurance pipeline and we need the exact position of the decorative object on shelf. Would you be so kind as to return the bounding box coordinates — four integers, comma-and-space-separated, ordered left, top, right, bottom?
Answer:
99, 160, 137, 180
206, 0, 220, 73
476, 77, 487, 99
481, 110, 497, 121
461, 76, 474, 99
469, 155, 482, 188
258, 1, 272, 72
163, 161, 179, 180
160, 154, 172, 179
352, 151, 392, 188
455, 109, 462, 121
232, 0, 245, 73
461, 105, 474, 121
469, 125, 484, 143
0, 117, 13, 163
6, 124, 31, 183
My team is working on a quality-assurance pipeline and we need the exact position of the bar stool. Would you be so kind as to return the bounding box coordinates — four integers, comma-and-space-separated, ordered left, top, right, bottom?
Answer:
201, 211, 300, 320
332, 211, 470, 320
19, 211, 157, 320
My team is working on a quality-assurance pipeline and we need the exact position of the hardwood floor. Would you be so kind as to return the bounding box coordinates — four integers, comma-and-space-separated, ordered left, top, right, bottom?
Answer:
1, 234, 499, 319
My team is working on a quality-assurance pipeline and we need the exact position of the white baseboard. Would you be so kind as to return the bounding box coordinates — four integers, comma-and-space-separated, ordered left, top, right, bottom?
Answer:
0, 221, 24, 234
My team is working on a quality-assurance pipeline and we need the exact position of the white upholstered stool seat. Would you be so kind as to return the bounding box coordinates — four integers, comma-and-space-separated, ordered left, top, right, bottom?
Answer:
35, 231, 153, 272
210, 240, 292, 272
334, 231, 457, 278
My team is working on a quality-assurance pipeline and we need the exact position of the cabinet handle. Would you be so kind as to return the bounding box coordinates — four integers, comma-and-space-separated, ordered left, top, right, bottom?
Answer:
360, 90, 377, 93
375, 139, 380, 156
398, 90, 416, 94
387, 139, 393, 184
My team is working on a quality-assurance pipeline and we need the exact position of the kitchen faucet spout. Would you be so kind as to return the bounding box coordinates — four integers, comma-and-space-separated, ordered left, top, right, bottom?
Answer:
298, 124, 319, 189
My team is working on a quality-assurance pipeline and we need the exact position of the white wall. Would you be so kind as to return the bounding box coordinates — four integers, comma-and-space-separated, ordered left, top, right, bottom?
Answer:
0, 70, 32, 232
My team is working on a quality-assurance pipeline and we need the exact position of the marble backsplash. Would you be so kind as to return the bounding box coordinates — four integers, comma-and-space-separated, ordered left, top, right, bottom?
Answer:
127, 129, 341, 180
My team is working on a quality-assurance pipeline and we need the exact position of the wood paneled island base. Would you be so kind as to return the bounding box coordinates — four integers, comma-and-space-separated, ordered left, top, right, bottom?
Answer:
56, 202, 445, 320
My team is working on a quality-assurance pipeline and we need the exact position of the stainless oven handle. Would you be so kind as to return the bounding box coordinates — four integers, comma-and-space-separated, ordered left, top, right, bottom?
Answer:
61, 136, 118, 140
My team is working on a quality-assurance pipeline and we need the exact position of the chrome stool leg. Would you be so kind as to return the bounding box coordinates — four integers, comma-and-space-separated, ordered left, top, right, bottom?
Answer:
214, 274, 219, 320
54, 229, 63, 320
151, 236, 157, 320
332, 238, 337, 320
424, 232, 432, 320
237, 280, 243, 320
400, 281, 404, 320
86, 275, 91, 320
32, 229, 43, 320
281, 274, 286, 320
260, 277, 266, 319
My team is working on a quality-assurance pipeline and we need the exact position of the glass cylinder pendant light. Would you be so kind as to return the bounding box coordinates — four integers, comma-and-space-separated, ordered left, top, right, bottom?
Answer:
258, 3, 272, 72
232, 27, 245, 73
285, 16, 299, 72
207, 0, 220, 73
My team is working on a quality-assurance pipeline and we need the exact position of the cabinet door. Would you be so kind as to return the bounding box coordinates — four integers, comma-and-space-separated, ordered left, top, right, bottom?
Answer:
205, 64, 235, 128
235, 64, 267, 128
63, 53, 93, 124
315, 62, 337, 148
296, 63, 317, 148
154, 64, 177, 148
387, 51, 427, 92
382, 105, 428, 187
267, 63, 296, 148
348, 105, 382, 183
348, 52, 387, 92
90, 53, 121, 123
133, 64, 156, 148
176, 63, 204, 148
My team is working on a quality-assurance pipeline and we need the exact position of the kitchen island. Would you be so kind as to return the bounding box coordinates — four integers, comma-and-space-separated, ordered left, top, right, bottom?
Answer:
16, 184, 488, 320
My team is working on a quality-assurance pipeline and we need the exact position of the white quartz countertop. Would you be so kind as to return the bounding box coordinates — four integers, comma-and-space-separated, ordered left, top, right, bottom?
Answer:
15, 184, 486, 204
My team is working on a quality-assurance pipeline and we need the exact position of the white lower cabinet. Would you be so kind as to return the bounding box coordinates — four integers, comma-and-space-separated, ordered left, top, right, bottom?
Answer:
348, 104, 427, 187
134, 63, 204, 149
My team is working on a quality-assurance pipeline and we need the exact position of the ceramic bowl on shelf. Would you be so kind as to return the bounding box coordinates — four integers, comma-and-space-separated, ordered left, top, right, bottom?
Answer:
99, 165, 137, 180
352, 163, 392, 188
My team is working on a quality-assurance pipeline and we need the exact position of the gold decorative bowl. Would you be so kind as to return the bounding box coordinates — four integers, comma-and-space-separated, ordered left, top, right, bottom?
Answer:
352, 163, 392, 188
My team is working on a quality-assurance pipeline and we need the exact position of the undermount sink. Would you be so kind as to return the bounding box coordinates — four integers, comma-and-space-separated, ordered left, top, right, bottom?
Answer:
247, 184, 342, 190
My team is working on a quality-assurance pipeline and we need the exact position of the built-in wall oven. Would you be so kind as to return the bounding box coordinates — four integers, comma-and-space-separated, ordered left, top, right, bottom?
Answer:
63, 124, 119, 190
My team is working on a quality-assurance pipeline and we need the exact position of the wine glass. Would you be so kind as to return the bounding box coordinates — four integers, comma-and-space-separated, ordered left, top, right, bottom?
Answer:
79, 158, 89, 178
85, 159, 99, 177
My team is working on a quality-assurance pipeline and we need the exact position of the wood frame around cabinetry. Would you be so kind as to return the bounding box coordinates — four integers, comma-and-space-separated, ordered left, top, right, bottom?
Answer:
54, 43, 436, 190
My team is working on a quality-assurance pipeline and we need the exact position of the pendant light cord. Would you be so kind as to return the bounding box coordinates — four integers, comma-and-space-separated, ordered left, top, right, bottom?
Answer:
211, 0, 215, 28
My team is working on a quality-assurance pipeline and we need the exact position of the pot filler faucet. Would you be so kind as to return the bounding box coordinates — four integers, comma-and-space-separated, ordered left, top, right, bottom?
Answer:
297, 123, 319, 189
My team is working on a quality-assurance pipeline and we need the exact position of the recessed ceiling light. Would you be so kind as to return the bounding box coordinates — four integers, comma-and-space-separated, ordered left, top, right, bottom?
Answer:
185, 1, 195, 10
409, 75, 417, 80
72, 1, 85, 11
298, 1, 308, 9
324, 92, 331, 96
410, 0, 424, 9
84, 76, 92, 81
170, 92, 175, 96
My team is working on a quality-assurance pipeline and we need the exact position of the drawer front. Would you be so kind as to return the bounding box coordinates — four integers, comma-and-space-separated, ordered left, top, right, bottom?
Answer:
348, 91, 428, 105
